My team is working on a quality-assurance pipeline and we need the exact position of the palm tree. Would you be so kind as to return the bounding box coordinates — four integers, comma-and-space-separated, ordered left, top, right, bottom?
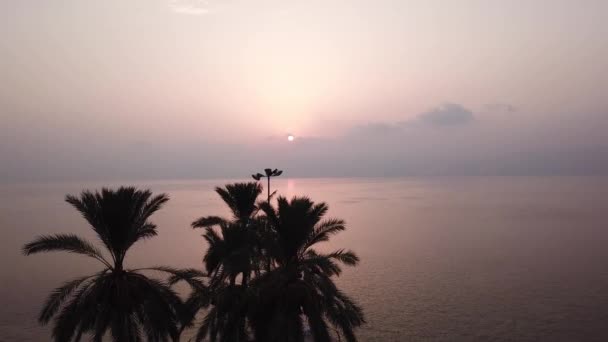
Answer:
22, 187, 184, 342
252, 196, 365, 342
160, 182, 364, 342
191, 182, 265, 285
188, 182, 264, 341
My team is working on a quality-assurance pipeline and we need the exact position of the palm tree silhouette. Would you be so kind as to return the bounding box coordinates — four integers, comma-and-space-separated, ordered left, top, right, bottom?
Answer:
178, 186, 365, 342
22, 187, 184, 342
189, 182, 264, 341
191, 182, 264, 285
252, 196, 365, 342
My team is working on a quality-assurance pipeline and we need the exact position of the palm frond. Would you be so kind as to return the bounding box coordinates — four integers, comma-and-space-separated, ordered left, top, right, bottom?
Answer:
140, 193, 170, 221
22, 234, 112, 268
192, 216, 227, 229
135, 223, 158, 240
324, 288, 365, 342
325, 249, 359, 266
141, 266, 208, 290
51, 274, 98, 342
308, 202, 329, 225
38, 273, 99, 324
305, 218, 346, 249
131, 274, 182, 341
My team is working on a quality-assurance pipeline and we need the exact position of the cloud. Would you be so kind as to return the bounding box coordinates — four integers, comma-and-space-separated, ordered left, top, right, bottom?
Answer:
351, 122, 403, 136
349, 103, 475, 137
414, 103, 474, 126
484, 103, 517, 113
169, 0, 212, 15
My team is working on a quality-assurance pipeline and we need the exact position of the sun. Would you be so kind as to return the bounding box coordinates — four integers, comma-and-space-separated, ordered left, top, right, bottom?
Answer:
287, 134, 295, 142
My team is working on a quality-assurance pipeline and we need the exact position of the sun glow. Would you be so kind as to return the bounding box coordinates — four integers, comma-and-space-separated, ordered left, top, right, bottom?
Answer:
287, 134, 295, 142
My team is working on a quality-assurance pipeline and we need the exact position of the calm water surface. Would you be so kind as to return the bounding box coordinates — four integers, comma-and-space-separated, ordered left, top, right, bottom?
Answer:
1, 177, 607, 341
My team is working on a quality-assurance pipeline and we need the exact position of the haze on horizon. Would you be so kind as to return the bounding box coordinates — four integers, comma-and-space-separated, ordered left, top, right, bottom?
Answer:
1, 0, 607, 181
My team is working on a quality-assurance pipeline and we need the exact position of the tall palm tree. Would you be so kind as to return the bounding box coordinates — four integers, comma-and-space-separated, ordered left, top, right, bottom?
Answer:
188, 182, 264, 341
22, 187, 183, 342
252, 196, 365, 342
191, 182, 264, 285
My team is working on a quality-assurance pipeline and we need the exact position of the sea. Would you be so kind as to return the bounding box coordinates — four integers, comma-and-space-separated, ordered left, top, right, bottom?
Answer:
1, 177, 607, 341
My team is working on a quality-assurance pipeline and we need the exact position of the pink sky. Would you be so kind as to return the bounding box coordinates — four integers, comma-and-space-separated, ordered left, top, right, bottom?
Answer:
1, 0, 607, 180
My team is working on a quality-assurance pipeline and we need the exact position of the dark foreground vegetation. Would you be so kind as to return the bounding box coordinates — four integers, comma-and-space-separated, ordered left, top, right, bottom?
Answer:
22, 170, 364, 342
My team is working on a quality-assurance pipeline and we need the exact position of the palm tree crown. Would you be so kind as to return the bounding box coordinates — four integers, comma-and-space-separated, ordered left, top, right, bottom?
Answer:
23, 187, 183, 342
184, 192, 365, 342
192, 182, 264, 282
188, 182, 264, 341
252, 196, 365, 342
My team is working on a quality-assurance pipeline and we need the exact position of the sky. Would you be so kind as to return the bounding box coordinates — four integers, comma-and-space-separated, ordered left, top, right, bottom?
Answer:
1, 0, 607, 181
